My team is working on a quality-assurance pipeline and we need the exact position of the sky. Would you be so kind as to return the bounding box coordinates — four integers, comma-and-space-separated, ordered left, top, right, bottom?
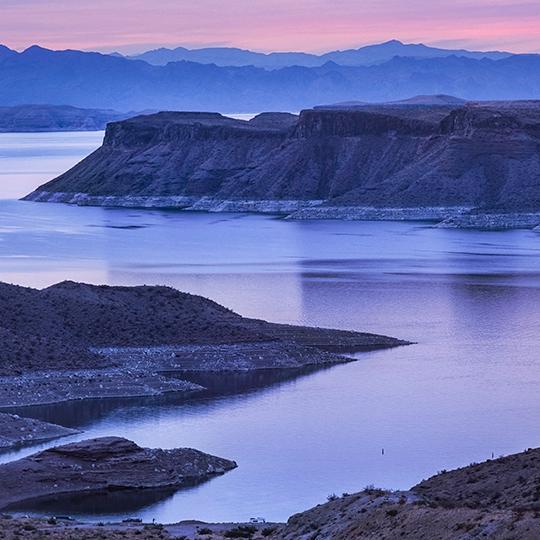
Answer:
1, 0, 540, 54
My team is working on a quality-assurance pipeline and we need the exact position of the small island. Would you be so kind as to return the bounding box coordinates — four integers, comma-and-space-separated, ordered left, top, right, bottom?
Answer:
0, 436, 237, 511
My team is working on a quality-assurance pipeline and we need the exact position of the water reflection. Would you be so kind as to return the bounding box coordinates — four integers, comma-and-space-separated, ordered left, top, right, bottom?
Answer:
4, 367, 327, 431
1, 133, 540, 522
9, 488, 178, 516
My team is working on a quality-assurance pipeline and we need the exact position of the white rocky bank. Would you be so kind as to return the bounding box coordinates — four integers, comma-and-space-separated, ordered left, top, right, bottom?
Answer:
24, 191, 540, 230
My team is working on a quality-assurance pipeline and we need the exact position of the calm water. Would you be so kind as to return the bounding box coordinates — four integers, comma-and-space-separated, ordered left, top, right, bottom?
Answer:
1, 132, 540, 522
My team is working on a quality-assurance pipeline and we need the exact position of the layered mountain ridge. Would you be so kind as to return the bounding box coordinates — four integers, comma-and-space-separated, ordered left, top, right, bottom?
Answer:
1, 43, 539, 111
128, 39, 513, 68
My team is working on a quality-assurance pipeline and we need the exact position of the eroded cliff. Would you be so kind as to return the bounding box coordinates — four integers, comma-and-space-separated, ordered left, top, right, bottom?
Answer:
24, 103, 540, 228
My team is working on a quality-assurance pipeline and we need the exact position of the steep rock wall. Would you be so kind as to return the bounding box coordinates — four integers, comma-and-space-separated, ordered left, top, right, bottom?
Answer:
24, 105, 540, 217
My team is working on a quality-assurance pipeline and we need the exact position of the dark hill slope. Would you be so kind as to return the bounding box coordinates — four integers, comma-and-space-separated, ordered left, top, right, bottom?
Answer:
0, 280, 403, 376
277, 448, 540, 539
25, 104, 540, 219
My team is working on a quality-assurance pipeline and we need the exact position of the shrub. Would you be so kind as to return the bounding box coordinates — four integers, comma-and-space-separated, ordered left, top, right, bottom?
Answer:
224, 525, 258, 538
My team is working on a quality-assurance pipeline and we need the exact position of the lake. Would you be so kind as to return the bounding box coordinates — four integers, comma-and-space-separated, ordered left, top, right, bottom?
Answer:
1, 131, 540, 523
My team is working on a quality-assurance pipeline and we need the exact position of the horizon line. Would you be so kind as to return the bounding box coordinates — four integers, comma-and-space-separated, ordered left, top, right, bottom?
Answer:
2, 38, 536, 57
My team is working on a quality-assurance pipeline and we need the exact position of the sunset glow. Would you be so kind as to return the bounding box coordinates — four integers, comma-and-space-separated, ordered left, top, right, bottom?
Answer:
2, 0, 540, 54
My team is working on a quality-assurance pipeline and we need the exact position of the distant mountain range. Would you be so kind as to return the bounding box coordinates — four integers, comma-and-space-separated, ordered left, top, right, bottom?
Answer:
0, 104, 138, 132
318, 94, 467, 109
128, 40, 512, 68
0, 43, 539, 112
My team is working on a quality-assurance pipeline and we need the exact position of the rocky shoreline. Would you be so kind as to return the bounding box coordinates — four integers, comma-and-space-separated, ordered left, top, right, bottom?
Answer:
24, 192, 540, 230
0, 437, 237, 512
439, 211, 540, 230
0, 341, 360, 410
0, 515, 277, 540
0, 413, 79, 450
0, 279, 407, 450
0, 368, 203, 409
4, 446, 540, 538
23, 104, 540, 230
24, 191, 326, 214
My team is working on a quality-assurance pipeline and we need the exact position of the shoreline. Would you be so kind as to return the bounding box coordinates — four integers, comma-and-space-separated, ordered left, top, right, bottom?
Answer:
0, 413, 80, 451
0, 437, 238, 514
0, 368, 204, 410
23, 192, 540, 230
0, 341, 392, 410
6, 445, 540, 538
0, 516, 281, 540
0, 279, 408, 450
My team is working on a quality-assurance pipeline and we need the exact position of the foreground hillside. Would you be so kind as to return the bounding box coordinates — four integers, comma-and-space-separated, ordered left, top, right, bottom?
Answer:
3, 447, 540, 539
25, 102, 540, 229
278, 447, 540, 539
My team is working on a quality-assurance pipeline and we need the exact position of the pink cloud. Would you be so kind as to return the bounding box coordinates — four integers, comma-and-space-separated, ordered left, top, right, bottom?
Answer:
1, 0, 539, 54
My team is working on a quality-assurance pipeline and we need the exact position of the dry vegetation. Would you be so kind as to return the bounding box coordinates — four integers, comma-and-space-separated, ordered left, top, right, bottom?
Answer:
0, 280, 403, 376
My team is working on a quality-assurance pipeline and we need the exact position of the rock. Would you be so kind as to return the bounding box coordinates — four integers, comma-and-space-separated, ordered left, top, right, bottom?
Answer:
0, 280, 407, 408
24, 103, 540, 228
0, 413, 79, 449
0, 280, 406, 377
0, 437, 237, 511
276, 448, 540, 539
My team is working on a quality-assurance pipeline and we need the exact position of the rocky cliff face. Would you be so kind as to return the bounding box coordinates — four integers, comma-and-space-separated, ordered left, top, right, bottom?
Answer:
24, 104, 540, 228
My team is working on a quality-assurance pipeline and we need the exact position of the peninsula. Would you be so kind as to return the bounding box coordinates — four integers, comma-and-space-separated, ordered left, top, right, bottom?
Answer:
24, 100, 540, 229
0, 280, 406, 444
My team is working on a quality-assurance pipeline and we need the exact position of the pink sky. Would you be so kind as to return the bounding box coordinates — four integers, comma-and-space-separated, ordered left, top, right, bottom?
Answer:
2, 0, 540, 54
